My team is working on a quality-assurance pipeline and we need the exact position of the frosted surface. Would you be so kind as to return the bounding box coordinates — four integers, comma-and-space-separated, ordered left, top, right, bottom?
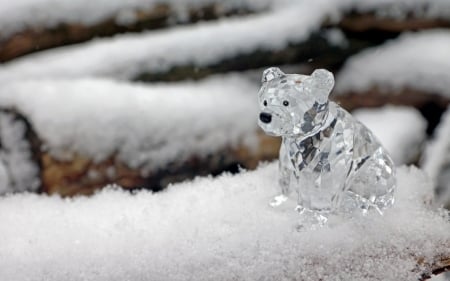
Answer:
354, 106, 427, 165
0, 76, 258, 172
0, 163, 448, 280
336, 30, 450, 97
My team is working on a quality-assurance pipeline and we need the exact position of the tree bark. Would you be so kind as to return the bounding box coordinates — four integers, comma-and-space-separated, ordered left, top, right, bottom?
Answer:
419, 256, 450, 280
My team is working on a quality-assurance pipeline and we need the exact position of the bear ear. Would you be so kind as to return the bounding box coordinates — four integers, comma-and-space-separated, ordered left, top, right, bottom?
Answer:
311, 69, 334, 93
310, 69, 335, 103
262, 67, 285, 83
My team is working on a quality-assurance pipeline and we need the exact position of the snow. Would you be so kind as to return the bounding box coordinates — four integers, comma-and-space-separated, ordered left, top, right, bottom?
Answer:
422, 107, 450, 180
0, 112, 40, 194
323, 28, 348, 48
0, 162, 448, 281
335, 30, 450, 97
0, 0, 345, 82
0, 0, 275, 39
0, 76, 259, 174
422, 107, 450, 207
353, 106, 427, 165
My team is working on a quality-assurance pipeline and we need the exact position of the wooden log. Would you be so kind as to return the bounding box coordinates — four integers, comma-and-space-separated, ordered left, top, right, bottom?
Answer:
41, 132, 280, 196
0, 76, 281, 196
338, 12, 450, 34
0, 4, 256, 62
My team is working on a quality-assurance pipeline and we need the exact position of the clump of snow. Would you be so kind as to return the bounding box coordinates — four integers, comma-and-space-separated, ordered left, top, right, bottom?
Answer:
353, 106, 427, 165
0, 0, 276, 39
0, 0, 346, 82
422, 107, 450, 207
323, 28, 348, 48
0, 111, 40, 194
0, 76, 259, 173
0, 162, 448, 280
335, 30, 450, 97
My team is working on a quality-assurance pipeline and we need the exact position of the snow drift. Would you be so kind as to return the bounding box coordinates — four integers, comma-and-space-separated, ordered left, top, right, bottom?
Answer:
0, 162, 448, 280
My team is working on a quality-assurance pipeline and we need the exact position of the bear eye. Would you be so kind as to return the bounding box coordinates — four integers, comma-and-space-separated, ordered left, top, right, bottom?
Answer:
263, 100, 267, 106
283, 100, 289, 106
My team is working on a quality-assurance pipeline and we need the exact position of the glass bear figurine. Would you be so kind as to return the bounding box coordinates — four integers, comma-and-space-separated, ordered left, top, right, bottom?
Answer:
258, 67, 396, 226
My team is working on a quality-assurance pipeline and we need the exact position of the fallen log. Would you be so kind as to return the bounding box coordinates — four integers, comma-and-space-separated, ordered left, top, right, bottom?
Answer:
0, 76, 281, 196
2, 0, 450, 68
0, 2, 264, 62
335, 30, 450, 134
41, 133, 280, 196
338, 12, 450, 34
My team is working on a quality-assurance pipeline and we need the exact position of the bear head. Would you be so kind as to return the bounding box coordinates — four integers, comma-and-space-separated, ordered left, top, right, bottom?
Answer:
258, 67, 335, 137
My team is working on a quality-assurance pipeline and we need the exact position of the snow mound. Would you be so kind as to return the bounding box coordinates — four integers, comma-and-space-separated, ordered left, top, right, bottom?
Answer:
354, 106, 426, 165
0, 162, 448, 280
0, 0, 344, 82
0, 0, 275, 39
335, 30, 450, 97
422, 107, 450, 206
0, 111, 40, 194
0, 76, 258, 173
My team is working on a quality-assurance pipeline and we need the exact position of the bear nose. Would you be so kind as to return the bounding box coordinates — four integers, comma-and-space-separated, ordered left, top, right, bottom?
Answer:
259, 112, 272, 124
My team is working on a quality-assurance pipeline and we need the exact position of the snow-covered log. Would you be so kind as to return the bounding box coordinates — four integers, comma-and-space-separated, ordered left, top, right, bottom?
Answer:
0, 76, 280, 195
0, 109, 41, 194
334, 30, 450, 134
1, 0, 449, 67
334, 30, 450, 109
0, 162, 448, 280
336, 30, 450, 99
0, 1, 352, 81
339, 0, 450, 33
0, 0, 273, 62
353, 106, 427, 165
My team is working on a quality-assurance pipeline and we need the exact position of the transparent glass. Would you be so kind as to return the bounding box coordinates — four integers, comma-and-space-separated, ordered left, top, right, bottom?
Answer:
258, 67, 396, 227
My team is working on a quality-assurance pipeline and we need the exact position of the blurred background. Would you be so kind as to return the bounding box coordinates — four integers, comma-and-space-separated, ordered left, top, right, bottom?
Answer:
0, 0, 449, 210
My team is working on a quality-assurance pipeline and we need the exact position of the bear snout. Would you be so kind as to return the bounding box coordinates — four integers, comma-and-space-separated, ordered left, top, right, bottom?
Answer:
259, 112, 272, 123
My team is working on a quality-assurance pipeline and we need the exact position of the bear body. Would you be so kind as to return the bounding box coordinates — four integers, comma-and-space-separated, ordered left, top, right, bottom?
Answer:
258, 67, 395, 225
